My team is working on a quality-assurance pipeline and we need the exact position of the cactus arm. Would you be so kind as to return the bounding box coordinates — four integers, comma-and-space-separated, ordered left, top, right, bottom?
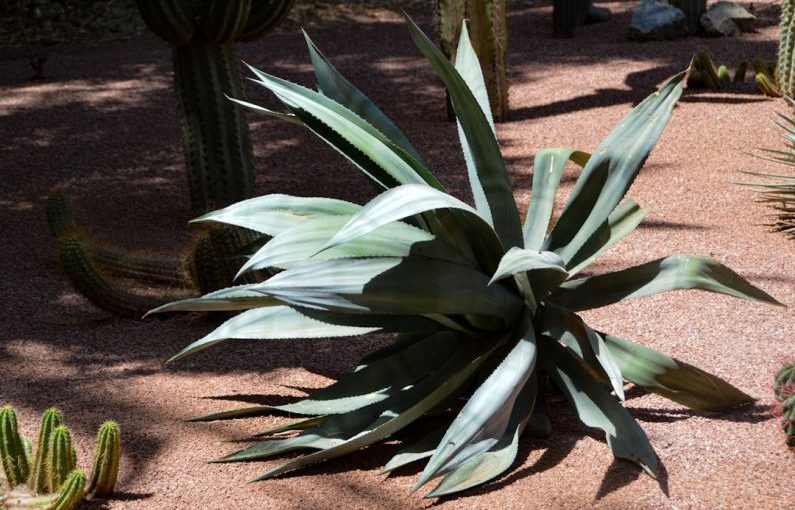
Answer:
0, 406, 30, 488
135, 0, 196, 45
201, 0, 253, 44
48, 470, 86, 510
86, 421, 121, 499
240, 0, 295, 41
29, 408, 63, 494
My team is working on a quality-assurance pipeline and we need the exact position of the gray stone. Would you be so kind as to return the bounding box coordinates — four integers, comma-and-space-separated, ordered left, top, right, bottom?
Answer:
628, 0, 688, 41
700, 1, 756, 37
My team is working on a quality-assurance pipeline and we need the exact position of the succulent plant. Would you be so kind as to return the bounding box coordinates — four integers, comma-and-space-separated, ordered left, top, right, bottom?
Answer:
437, 0, 508, 121
775, 362, 795, 401
0, 407, 121, 509
154, 18, 779, 497
687, 51, 748, 90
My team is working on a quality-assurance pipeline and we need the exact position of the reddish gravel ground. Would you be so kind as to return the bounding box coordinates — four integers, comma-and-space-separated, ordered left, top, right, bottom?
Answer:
1, 1, 793, 508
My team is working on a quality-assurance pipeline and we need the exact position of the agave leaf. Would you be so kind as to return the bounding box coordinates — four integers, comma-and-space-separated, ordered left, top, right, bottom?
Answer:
187, 405, 282, 422
489, 247, 568, 299
523, 147, 590, 250
303, 31, 425, 163
191, 194, 360, 235
277, 331, 463, 415
383, 427, 445, 473
319, 183, 504, 267
540, 303, 625, 400
254, 417, 327, 438
541, 338, 659, 478
228, 96, 301, 124
148, 284, 279, 315
406, 16, 523, 249
252, 256, 523, 323
248, 338, 498, 478
548, 254, 782, 311
426, 373, 536, 497
169, 306, 378, 362
294, 306, 449, 333
247, 65, 443, 190
238, 215, 433, 274
544, 73, 685, 262
415, 323, 537, 490
566, 199, 647, 276
601, 333, 753, 411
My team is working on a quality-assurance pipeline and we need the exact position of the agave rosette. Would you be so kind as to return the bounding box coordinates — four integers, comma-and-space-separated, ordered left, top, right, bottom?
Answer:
152, 18, 781, 496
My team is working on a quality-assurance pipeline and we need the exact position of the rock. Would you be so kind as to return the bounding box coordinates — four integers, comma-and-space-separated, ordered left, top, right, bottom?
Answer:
700, 1, 756, 37
628, 0, 687, 41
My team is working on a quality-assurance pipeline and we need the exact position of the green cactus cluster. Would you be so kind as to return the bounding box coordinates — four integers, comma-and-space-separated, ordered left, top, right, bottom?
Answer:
0, 406, 121, 510
686, 51, 783, 97
773, 362, 795, 449
753, 59, 782, 97
437, 0, 509, 121
778, 0, 795, 97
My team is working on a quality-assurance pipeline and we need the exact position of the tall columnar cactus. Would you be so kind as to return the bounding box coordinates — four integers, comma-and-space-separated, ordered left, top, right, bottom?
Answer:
49, 469, 86, 510
437, 0, 509, 121
46, 426, 77, 493
552, 0, 589, 37
29, 408, 63, 494
86, 421, 120, 499
778, 0, 795, 97
0, 406, 30, 488
670, 0, 706, 35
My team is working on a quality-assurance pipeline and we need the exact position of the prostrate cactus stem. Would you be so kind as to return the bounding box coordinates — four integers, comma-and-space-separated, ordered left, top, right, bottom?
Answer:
0, 406, 30, 488
29, 408, 62, 494
436, 0, 509, 121
777, 0, 795, 97
86, 421, 120, 499
49, 469, 86, 510
46, 426, 76, 493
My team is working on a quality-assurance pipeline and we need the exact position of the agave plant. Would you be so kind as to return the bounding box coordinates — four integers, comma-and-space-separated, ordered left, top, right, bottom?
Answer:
152, 17, 781, 497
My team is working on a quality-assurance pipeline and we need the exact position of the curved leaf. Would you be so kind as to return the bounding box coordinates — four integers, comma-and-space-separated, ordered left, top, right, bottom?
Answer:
406, 16, 523, 248
148, 284, 279, 315
168, 306, 378, 362
489, 247, 568, 296
549, 254, 782, 311
541, 338, 659, 478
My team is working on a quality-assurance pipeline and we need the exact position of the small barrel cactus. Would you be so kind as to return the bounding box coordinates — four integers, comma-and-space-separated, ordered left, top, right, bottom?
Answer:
0, 406, 30, 488
775, 361, 795, 401
29, 408, 63, 493
46, 426, 77, 493
86, 421, 121, 499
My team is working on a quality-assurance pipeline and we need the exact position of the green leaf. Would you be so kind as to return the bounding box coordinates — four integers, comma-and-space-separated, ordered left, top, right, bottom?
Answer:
247, 64, 444, 191
318, 183, 503, 266
304, 31, 425, 163
382, 428, 444, 473
415, 323, 537, 490
427, 374, 536, 497
489, 247, 568, 296
601, 333, 753, 411
168, 306, 378, 362
566, 199, 646, 276
191, 194, 360, 235
523, 147, 590, 250
147, 284, 279, 315
251, 256, 523, 323
228, 96, 301, 124
539, 303, 625, 400
239, 215, 433, 274
541, 338, 659, 478
548, 254, 783, 311
544, 73, 685, 262
406, 15, 523, 249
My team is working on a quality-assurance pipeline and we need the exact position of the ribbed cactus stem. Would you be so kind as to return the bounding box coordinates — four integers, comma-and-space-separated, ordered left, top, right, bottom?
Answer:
45, 190, 76, 238
783, 394, 795, 448
49, 469, 86, 510
774, 361, 795, 402
670, 0, 706, 35
0, 406, 30, 488
777, 0, 795, 97
29, 408, 63, 493
86, 421, 121, 499
46, 426, 77, 493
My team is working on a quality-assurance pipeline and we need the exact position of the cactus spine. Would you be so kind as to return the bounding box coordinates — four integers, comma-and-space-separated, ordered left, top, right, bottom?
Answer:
86, 421, 120, 499
49, 469, 86, 510
552, 0, 589, 37
777, 0, 795, 97
0, 406, 30, 488
775, 361, 795, 403
46, 426, 76, 493
29, 408, 63, 494
437, 0, 509, 121
773, 362, 795, 449
670, 0, 706, 35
